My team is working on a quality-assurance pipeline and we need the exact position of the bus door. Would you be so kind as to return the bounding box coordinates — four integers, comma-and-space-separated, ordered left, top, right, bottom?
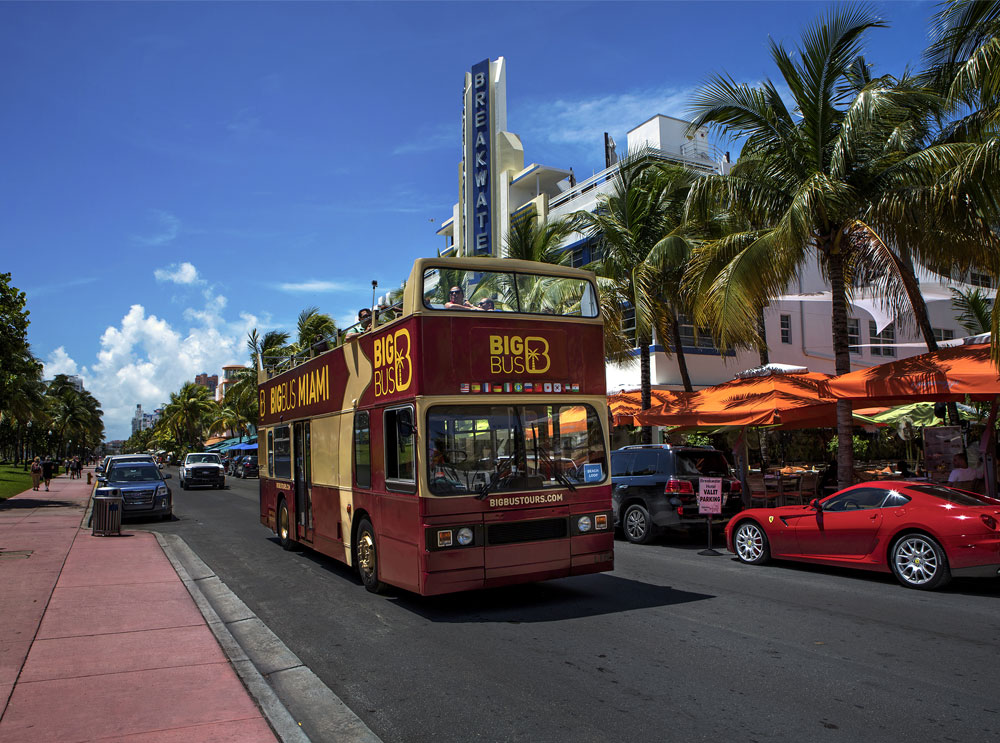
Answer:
293, 421, 312, 541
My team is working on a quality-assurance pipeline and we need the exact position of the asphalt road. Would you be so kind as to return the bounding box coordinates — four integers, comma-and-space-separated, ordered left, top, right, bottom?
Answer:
145, 467, 1000, 743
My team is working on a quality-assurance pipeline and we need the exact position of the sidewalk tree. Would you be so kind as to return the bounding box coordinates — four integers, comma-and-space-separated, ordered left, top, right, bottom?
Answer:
576, 154, 698, 444
686, 5, 998, 488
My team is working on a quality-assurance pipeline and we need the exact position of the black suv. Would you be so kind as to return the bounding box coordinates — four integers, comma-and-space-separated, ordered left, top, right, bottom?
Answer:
611, 445, 744, 544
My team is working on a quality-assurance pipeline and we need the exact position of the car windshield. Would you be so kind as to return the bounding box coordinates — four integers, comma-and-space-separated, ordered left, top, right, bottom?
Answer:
188, 454, 221, 464
673, 451, 731, 477
426, 403, 607, 496
909, 484, 1000, 506
108, 464, 161, 482
422, 267, 599, 317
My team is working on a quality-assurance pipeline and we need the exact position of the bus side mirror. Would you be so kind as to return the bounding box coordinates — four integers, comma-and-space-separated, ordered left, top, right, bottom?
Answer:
397, 408, 415, 440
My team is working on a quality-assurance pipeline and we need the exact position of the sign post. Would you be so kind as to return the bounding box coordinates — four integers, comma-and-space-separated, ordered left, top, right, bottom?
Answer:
697, 477, 723, 556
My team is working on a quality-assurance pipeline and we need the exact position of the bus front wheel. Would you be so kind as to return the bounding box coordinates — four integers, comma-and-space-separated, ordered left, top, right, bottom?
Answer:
356, 517, 388, 594
277, 498, 295, 551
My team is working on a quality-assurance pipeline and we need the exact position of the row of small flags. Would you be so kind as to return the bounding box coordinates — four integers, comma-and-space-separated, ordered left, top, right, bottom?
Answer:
461, 382, 581, 394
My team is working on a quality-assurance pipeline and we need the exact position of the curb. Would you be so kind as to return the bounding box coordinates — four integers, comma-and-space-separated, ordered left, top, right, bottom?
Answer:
154, 532, 383, 743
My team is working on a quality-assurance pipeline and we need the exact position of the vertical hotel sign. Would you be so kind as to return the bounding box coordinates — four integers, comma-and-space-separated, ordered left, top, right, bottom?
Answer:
469, 58, 492, 255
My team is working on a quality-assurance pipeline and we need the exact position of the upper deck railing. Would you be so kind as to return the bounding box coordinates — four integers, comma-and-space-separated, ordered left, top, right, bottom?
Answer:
259, 257, 600, 382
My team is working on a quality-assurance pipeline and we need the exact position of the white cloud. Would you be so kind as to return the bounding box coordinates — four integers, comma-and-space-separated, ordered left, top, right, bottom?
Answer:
154, 261, 203, 285
276, 280, 355, 293
57, 284, 265, 440
43, 347, 78, 377
517, 86, 698, 149
133, 210, 180, 247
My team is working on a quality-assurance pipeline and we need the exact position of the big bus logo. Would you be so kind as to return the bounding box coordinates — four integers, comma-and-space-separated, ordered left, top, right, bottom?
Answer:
489, 335, 551, 375
374, 329, 413, 397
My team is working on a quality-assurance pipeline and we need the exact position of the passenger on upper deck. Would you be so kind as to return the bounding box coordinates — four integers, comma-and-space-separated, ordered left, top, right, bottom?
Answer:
345, 308, 372, 340
445, 286, 481, 310
477, 297, 495, 311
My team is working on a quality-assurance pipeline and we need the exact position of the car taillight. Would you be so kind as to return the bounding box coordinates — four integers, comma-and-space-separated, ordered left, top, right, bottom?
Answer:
665, 478, 694, 494
730, 480, 741, 493
982, 514, 998, 531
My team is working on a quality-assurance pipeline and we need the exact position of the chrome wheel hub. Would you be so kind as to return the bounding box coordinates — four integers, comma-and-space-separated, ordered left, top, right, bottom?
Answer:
736, 524, 763, 561
625, 509, 646, 539
279, 506, 289, 540
358, 532, 375, 575
895, 537, 938, 585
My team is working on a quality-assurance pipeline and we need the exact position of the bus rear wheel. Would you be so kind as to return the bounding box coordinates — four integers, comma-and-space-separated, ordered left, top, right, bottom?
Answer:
277, 498, 295, 551
356, 517, 388, 594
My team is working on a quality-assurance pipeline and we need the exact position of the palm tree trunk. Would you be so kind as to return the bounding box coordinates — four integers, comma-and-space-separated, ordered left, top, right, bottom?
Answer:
757, 306, 769, 366
897, 251, 962, 425
669, 313, 694, 392
828, 246, 855, 490
640, 344, 652, 445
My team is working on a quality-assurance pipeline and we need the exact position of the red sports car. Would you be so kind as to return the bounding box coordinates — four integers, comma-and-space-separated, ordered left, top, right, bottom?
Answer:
725, 481, 1000, 590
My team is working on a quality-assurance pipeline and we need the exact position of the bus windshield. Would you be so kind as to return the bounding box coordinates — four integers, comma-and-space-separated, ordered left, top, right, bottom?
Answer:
422, 267, 599, 317
426, 403, 607, 496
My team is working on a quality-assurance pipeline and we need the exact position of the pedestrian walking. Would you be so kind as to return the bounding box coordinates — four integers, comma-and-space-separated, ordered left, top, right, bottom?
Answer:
41, 456, 54, 491
30, 457, 42, 491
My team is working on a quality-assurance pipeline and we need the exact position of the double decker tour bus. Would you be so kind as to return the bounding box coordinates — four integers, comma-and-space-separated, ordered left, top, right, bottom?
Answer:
257, 257, 613, 595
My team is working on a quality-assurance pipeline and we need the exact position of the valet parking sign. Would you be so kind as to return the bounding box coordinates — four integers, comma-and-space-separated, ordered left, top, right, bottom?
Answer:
698, 477, 723, 515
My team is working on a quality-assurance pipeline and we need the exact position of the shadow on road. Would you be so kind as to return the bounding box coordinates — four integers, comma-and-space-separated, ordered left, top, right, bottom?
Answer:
393, 574, 714, 623
276, 537, 714, 620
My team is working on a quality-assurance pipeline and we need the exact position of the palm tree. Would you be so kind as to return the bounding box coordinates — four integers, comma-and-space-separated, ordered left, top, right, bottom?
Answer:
162, 382, 217, 450
951, 287, 994, 335
576, 154, 698, 443
209, 404, 251, 442
295, 307, 338, 356
686, 5, 999, 487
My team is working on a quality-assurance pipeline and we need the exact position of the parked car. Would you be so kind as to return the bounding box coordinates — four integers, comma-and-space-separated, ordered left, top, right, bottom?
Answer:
726, 481, 1000, 590
611, 444, 744, 544
96, 459, 172, 520
235, 455, 259, 478
179, 452, 226, 490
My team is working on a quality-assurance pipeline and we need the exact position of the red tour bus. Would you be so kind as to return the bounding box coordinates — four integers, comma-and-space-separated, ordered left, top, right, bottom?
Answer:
257, 257, 613, 595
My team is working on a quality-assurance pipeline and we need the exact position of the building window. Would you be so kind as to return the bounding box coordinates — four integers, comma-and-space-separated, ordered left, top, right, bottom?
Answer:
869, 321, 896, 357
933, 328, 955, 343
780, 314, 792, 344
970, 272, 993, 288
622, 305, 637, 347
847, 318, 861, 355
677, 314, 717, 352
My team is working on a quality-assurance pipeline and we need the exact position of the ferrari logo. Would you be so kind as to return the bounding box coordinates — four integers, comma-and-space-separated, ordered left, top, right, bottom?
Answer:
768, 516, 774, 523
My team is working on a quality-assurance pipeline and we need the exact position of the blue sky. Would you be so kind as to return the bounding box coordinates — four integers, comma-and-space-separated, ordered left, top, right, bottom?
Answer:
2, 1, 938, 439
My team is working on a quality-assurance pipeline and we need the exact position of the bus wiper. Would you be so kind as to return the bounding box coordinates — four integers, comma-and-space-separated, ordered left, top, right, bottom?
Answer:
531, 423, 576, 492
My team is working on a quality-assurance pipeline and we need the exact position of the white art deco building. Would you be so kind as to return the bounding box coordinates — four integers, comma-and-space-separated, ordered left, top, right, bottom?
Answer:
435, 58, 991, 394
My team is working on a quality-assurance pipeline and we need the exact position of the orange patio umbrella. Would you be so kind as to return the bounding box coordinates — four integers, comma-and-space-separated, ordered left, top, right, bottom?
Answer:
608, 388, 696, 426
824, 343, 1000, 404
633, 371, 838, 429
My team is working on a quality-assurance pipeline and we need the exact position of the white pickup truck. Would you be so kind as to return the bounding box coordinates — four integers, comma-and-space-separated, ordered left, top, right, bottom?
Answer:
179, 452, 226, 490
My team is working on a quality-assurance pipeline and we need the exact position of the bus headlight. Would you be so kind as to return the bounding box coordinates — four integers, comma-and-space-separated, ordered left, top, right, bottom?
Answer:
577, 516, 592, 532
457, 527, 474, 546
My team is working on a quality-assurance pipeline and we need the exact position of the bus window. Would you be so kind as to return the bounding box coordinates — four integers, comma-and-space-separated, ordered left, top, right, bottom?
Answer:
354, 411, 371, 489
273, 425, 291, 480
426, 404, 607, 496
385, 406, 416, 490
421, 267, 597, 317
267, 429, 274, 477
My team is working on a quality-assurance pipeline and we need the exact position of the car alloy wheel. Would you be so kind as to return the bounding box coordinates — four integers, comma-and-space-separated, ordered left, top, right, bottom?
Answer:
734, 521, 770, 565
892, 534, 950, 590
622, 504, 654, 544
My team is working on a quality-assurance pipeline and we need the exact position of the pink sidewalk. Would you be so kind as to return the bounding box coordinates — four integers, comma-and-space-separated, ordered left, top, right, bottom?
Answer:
0, 470, 277, 742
